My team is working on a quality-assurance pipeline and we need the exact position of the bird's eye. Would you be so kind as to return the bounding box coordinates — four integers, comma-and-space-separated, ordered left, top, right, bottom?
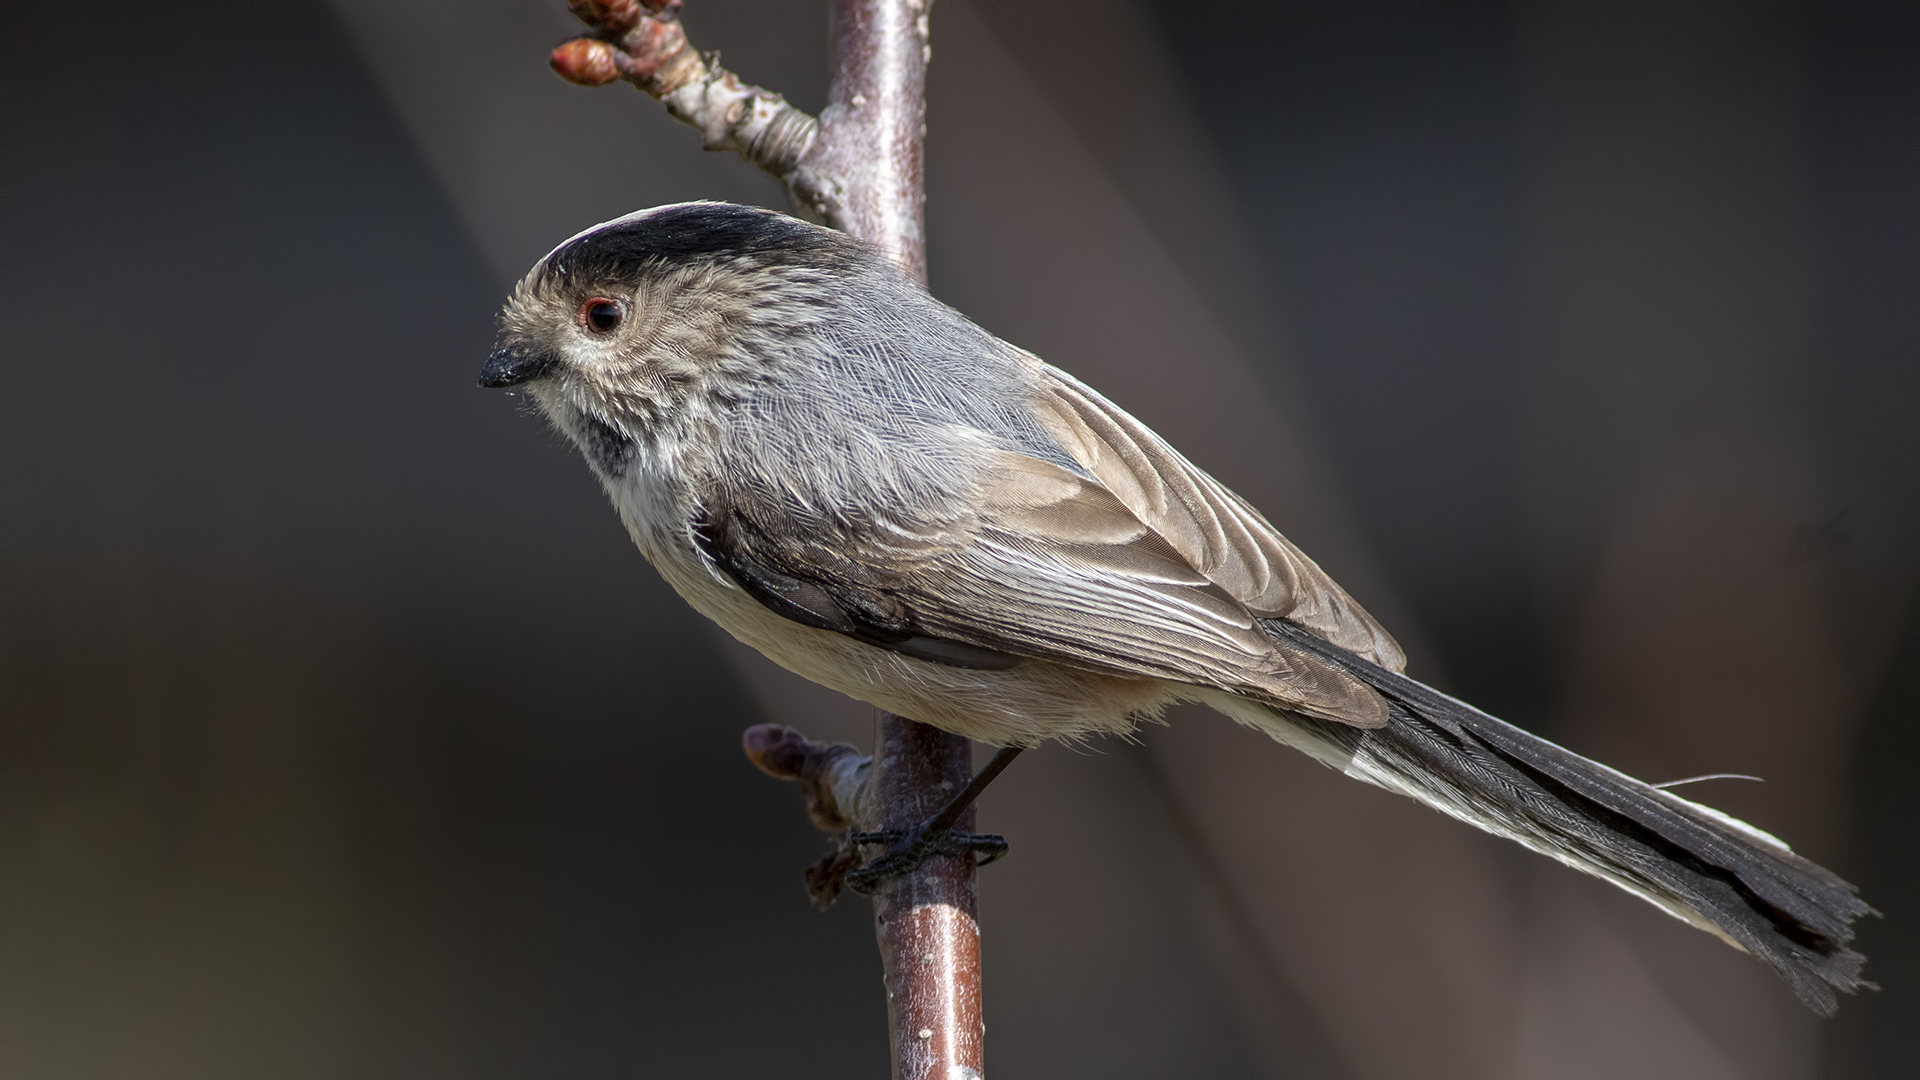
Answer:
580, 298, 624, 333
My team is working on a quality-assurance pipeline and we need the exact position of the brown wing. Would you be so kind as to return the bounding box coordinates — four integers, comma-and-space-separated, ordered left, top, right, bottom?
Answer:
1026, 362, 1408, 673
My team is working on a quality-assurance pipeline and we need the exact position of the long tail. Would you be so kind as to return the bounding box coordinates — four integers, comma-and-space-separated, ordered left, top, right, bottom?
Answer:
1258, 619, 1875, 1016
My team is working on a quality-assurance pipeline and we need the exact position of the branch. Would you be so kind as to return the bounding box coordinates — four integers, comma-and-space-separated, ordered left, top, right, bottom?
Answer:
553, 0, 916, 267
863, 712, 986, 1079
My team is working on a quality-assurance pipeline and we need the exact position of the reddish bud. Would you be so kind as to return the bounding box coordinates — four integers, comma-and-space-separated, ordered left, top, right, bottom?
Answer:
550, 38, 626, 87
566, 0, 642, 32
567, 0, 681, 31
742, 724, 813, 779
619, 17, 693, 85
743, 724, 865, 833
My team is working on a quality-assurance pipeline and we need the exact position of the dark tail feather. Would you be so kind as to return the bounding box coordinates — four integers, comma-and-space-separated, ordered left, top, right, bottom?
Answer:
1264, 620, 1876, 1016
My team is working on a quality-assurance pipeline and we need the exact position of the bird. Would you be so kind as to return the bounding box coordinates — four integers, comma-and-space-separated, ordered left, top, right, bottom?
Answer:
481, 200, 1872, 1015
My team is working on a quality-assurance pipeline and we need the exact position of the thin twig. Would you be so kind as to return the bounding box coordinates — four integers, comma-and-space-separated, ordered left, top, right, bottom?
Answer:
551, 0, 927, 275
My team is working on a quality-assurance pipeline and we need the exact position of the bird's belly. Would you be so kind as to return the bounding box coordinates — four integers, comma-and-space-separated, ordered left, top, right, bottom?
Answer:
642, 537, 1172, 746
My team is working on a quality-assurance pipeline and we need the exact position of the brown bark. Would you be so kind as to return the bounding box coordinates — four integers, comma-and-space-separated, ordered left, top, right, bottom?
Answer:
867, 716, 986, 1080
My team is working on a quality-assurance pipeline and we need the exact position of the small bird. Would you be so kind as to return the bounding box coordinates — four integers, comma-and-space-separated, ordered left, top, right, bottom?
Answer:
483, 201, 1872, 1014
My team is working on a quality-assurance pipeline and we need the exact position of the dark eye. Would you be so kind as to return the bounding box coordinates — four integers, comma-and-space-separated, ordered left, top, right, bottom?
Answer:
580, 298, 624, 333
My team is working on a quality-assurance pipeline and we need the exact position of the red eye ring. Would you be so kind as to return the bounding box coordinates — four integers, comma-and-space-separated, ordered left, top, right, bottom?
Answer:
579, 297, 624, 333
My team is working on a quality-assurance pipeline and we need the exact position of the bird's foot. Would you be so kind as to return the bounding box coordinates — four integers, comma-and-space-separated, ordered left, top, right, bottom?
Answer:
842, 825, 1009, 894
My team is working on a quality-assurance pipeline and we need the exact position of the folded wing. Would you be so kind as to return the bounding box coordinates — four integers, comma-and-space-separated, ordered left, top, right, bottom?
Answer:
698, 364, 1407, 729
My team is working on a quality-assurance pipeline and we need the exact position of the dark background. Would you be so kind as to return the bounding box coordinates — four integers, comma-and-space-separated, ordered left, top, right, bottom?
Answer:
2, 1, 1914, 1076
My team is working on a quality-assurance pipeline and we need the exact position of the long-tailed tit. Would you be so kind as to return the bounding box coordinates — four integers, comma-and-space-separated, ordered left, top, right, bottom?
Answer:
482, 202, 1871, 1014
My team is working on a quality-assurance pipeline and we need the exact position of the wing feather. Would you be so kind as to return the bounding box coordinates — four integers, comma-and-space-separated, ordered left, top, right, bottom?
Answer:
1028, 364, 1408, 672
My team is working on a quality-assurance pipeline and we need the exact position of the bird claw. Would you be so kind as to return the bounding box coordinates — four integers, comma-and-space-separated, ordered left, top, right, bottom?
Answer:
842, 826, 1010, 894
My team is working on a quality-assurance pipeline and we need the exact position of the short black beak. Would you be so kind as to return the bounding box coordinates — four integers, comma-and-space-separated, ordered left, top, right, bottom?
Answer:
479, 344, 557, 388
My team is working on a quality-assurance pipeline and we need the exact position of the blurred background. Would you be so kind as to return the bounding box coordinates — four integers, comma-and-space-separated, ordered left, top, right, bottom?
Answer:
2, 0, 1915, 1075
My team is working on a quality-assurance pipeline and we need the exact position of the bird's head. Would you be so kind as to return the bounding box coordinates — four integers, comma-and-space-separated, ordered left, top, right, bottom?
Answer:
481, 202, 878, 474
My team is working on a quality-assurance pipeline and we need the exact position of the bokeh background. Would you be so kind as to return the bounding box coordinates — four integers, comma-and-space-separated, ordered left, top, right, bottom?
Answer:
3, 1, 1915, 1076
